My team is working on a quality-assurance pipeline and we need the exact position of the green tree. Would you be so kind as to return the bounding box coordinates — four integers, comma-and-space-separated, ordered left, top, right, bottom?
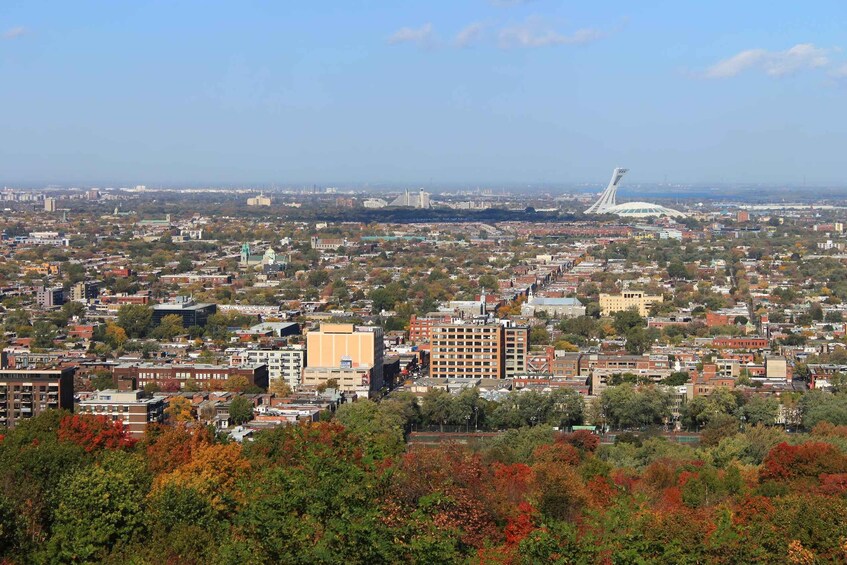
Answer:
624, 326, 651, 355
667, 261, 688, 279
48, 451, 151, 562
600, 384, 672, 430
663, 371, 690, 386
335, 400, 405, 460
613, 309, 645, 335
530, 326, 551, 346
116, 304, 153, 339
228, 396, 254, 425
152, 314, 184, 340
742, 396, 779, 426
32, 321, 58, 349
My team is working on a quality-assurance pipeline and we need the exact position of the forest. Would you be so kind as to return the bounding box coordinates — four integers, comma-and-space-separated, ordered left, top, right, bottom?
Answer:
2, 403, 847, 564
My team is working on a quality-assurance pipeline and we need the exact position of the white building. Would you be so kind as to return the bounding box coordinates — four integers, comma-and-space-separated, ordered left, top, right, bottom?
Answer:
229, 346, 305, 389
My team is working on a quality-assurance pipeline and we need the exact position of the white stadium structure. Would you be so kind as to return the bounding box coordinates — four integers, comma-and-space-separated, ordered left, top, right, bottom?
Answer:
584, 168, 685, 218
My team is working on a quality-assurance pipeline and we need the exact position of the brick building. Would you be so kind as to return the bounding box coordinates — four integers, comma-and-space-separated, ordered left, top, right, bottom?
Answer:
77, 389, 165, 437
0, 367, 75, 428
113, 363, 268, 390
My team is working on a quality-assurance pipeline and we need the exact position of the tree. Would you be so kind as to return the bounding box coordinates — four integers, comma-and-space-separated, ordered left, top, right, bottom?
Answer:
335, 400, 406, 460
613, 309, 645, 335
117, 304, 153, 339
57, 414, 137, 452
478, 274, 499, 292
104, 322, 128, 347
667, 261, 688, 280
530, 326, 551, 346
166, 396, 195, 424
422, 389, 453, 431
225, 375, 250, 392
49, 452, 151, 562
624, 327, 651, 355
89, 370, 114, 391
269, 379, 293, 397
810, 302, 824, 322
229, 396, 254, 425
153, 443, 251, 511
32, 321, 57, 349
152, 314, 184, 340
743, 396, 779, 426
600, 384, 672, 430
663, 371, 690, 386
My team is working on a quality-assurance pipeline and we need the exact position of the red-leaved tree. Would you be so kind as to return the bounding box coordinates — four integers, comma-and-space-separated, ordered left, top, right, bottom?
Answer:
58, 414, 137, 452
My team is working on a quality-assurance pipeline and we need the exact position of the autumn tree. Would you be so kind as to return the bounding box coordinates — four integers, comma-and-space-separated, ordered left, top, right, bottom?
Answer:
57, 414, 137, 452
165, 396, 195, 424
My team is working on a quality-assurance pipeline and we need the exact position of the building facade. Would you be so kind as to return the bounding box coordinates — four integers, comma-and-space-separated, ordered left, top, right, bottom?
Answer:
504, 326, 529, 378
230, 346, 305, 389
113, 363, 269, 390
152, 298, 217, 328
36, 285, 65, 309
0, 367, 75, 428
77, 389, 165, 437
599, 291, 663, 316
430, 323, 505, 379
305, 324, 384, 391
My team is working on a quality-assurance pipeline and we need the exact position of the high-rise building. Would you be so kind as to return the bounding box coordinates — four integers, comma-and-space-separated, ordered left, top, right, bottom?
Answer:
44, 197, 57, 212
304, 324, 384, 394
0, 367, 75, 428
504, 326, 529, 378
430, 324, 505, 379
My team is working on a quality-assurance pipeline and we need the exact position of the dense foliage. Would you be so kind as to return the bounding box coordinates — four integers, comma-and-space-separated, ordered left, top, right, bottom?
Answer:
3, 409, 847, 563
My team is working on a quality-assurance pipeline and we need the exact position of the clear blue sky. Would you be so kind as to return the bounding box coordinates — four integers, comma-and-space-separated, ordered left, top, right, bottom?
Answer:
2, 1, 846, 187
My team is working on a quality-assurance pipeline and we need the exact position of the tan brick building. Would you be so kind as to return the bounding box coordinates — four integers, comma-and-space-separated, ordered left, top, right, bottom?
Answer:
430, 323, 529, 379
599, 291, 663, 316
77, 389, 165, 437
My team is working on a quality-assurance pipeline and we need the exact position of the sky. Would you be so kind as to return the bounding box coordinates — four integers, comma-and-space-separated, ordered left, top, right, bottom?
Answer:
2, 1, 847, 187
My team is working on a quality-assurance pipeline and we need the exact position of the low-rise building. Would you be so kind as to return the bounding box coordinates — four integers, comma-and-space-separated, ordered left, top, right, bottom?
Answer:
599, 291, 663, 317
77, 389, 165, 437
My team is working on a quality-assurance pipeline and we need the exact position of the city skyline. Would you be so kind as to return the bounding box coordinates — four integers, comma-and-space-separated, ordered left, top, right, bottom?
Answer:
2, 1, 847, 185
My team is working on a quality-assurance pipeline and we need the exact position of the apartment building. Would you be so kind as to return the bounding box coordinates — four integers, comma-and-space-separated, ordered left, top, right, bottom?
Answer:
504, 326, 529, 378
229, 346, 305, 389
0, 367, 75, 428
113, 363, 269, 390
35, 285, 65, 309
70, 280, 100, 302
77, 389, 165, 437
599, 291, 663, 316
430, 324, 505, 379
408, 313, 454, 343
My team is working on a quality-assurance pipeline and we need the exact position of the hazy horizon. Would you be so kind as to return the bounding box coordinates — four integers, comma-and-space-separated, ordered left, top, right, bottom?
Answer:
2, 1, 846, 186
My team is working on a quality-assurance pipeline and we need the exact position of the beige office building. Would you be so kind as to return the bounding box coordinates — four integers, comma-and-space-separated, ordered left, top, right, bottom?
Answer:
599, 291, 663, 317
306, 324, 384, 391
